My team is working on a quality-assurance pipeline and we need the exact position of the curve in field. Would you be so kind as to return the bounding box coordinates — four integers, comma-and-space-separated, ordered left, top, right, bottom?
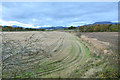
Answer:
2, 32, 91, 78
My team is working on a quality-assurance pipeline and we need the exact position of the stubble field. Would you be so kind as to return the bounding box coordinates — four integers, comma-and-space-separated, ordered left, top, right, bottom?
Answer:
2, 31, 118, 78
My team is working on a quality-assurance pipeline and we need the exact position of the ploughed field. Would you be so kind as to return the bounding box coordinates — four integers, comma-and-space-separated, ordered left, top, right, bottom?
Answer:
80, 32, 118, 51
2, 31, 118, 78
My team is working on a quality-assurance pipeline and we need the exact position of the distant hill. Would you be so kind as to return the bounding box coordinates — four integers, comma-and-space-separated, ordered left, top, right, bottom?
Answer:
2, 25, 67, 30
3, 25, 22, 28
40, 26, 67, 29
93, 21, 117, 25
12, 25, 21, 28
82, 21, 118, 26
78, 21, 118, 32
2, 21, 118, 30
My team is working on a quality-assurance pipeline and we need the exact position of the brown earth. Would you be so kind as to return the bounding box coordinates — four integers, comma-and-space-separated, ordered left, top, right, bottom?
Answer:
78, 32, 118, 54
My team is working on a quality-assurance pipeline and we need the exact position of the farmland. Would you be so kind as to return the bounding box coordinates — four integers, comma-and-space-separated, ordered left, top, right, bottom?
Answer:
2, 31, 118, 78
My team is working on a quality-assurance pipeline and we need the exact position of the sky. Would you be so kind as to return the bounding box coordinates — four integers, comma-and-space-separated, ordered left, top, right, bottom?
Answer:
0, 2, 118, 28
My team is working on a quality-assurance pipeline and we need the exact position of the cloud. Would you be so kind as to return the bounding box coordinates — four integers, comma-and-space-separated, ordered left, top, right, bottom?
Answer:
0, 19, 53, 28
1, 2, 118, 27
0, 19, 40, 28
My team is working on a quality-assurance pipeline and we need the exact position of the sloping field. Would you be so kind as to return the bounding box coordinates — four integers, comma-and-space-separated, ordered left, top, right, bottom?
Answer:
2, 31, 118, 78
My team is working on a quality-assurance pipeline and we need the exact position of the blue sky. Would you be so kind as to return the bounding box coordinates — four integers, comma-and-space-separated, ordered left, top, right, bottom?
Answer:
0, 2, 118, 28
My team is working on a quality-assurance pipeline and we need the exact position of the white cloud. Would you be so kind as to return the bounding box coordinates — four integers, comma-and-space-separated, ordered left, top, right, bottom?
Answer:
111, 21, 118, 23
41, 25, 51, 27
70, 21, 91, 26
36, 26, 41, 28
0, 19, 40, 28
0, 20, 54, 28
72, 22, 87, 24
46, 18, 52, 21
32, 18, 37, 22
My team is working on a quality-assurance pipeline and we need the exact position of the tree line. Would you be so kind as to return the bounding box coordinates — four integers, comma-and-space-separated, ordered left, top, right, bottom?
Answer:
0, 23, 119, 32
78, 24, 119, 32
1, 26, 45, 31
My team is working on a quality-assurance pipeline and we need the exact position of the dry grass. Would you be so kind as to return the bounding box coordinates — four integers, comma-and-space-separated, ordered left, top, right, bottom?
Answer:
80, 32, 118, 53
75, 32, 119, 78
2, 31, 119, 78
